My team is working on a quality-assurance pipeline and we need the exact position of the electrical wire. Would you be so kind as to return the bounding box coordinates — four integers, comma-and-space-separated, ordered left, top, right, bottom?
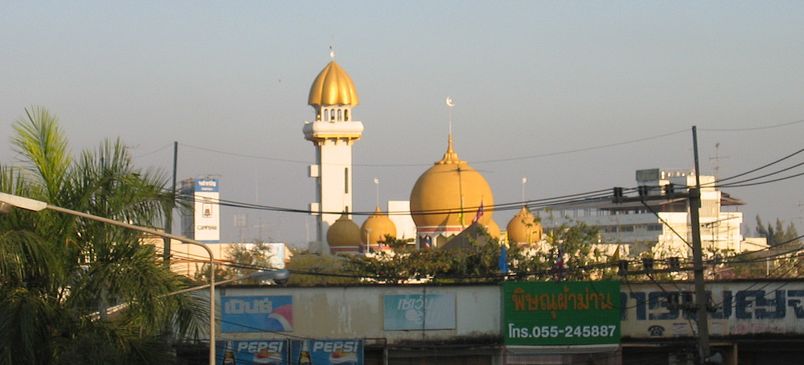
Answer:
713, 148, 804, 185
699, 118, 804, 132
178, 128, 690, 168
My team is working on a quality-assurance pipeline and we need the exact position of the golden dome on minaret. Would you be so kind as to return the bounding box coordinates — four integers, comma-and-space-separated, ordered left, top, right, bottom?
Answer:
507, 206, 542, 245
327, 213, 361, 249
410, 135, 495, 230
361, 207, 397, 245
308, 61, 359, 107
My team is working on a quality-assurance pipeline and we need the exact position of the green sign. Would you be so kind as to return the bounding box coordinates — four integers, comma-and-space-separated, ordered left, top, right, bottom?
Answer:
502, 281, 621, 346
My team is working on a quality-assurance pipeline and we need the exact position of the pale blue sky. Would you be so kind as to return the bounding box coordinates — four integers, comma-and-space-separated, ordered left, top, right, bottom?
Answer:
2, 1, 804, 245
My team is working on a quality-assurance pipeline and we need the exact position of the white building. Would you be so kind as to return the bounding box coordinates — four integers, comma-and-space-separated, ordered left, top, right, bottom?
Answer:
536, 168, 763, 258
179, 177, 221, 242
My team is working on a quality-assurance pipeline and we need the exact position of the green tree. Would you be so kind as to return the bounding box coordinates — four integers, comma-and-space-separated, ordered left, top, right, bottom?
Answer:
285, 250, 362, 286
0, 107, 206, 364
756, 215, 800, 246
222, 242, 277, 283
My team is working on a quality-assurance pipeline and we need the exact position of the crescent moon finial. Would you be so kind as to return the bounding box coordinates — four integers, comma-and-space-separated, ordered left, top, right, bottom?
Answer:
446, 96, 455, 108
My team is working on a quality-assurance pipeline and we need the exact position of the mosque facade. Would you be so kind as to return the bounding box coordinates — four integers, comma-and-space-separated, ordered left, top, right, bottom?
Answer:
302, 58, 540, 254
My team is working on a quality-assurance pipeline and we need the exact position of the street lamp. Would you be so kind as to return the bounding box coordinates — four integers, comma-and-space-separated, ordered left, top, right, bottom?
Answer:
0, 192, 218, 365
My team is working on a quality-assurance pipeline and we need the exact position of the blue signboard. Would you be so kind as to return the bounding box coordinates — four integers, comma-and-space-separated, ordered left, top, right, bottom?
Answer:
195, 178, 220, 192
383, 293, 456, 330
217, 340, 288, 365
221, 295, 293, 333
290, 339, 363, 365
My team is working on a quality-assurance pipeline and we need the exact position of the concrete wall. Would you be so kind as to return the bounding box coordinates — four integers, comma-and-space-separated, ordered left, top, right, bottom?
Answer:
218, 285, 500, 343
214, 280, 804, 342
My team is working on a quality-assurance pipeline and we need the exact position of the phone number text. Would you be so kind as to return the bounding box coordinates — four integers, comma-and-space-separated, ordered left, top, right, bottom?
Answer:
507, 324, 618, 339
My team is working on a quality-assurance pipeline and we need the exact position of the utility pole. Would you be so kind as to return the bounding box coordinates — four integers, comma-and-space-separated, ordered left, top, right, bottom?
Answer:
690, 126, 711, 363
164, 141, 178, 266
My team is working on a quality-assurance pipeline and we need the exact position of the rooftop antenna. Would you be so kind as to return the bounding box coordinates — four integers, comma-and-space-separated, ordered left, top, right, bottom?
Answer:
709, 142, 729, 180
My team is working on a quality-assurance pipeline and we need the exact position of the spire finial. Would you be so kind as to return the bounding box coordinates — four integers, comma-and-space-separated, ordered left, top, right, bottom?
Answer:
446, 96, 455, 138
373, 177, 380, 210
437, 96, 461, 164
521, 177, 528, 204
329, 45, 335, 59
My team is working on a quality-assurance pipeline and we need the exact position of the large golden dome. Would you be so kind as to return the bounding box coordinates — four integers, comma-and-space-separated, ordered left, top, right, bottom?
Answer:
361, 207, 397, 245
410, 137, 495, 229
485, 219, 501, 238
327, 214, 361, 247
308, 61, 359, 106
507, 206, 542, 245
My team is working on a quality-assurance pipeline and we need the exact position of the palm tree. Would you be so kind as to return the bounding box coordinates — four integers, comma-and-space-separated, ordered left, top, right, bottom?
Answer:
0, 107, 206, 364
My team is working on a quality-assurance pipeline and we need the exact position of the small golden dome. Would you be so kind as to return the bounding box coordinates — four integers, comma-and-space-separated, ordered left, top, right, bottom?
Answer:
308, 61, 359, 106
410, 136, 495, 229
507, 206, 542, 244
327, 214, 362, 246
361, 207, 397, 245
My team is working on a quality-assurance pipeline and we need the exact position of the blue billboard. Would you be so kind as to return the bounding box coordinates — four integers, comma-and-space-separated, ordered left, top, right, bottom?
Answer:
221, 295, 293, 333
290, 339, 363, 365
217, 340, 288, 365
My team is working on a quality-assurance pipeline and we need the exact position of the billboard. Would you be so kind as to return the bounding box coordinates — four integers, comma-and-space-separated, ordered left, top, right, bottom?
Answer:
216, 339, 364, 365
217, 340, 288, 365
620, 281, 804, 338
194, 178, 220, 242
290, 339, 363, 365
221, 295, 293, 333
383, 293, 456, 330
503, 281, 621, 346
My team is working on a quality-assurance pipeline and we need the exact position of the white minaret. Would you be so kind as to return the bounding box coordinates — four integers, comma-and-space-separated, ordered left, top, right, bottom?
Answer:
303, 55, 363, 245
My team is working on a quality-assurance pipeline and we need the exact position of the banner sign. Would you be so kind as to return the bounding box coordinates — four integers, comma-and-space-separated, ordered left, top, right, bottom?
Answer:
217, 340, 288, 365
221, 295, 293, 333
503, 281, 621, 345
290, 339, 363, 365
383, 293, 456, 330
193, 178, 220, 242
620, 282, 804, 338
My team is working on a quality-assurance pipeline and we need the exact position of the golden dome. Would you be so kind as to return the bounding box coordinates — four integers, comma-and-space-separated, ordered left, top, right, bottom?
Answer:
327, 214, 362, 246
308, 61, 359, 106
484, 219, 501, 238
410, 136, 495, 229
361, 207, 397, 244
507, 206, 542, 244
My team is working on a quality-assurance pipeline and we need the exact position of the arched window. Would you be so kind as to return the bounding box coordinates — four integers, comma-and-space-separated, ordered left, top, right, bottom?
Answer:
344, 109, 349, 121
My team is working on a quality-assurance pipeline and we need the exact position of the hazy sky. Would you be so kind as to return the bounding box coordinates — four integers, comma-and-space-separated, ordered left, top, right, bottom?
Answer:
2, 1, 804, 246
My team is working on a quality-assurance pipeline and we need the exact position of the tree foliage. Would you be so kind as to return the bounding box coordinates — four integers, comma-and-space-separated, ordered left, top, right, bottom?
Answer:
0, 107, 206, 364
755, 215, 800, 246
283, 223, 609, 285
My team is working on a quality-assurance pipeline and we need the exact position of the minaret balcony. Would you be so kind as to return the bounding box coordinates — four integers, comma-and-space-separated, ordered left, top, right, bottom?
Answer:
303, 120, 364, 142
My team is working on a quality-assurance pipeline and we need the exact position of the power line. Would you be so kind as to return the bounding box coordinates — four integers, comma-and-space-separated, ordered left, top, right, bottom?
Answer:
699, 118, 804, 132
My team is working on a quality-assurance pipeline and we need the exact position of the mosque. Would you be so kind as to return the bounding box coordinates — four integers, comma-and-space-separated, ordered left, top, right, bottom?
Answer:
302, 57, 542, 254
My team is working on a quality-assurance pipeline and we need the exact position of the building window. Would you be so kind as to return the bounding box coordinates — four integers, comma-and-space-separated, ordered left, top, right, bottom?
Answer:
344, 167, 349, 194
